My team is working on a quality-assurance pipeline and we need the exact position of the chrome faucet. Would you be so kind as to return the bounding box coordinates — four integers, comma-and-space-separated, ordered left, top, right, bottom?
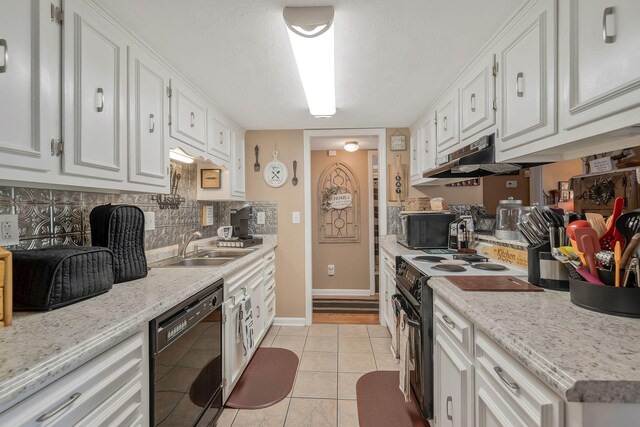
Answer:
178, 230, 202, 258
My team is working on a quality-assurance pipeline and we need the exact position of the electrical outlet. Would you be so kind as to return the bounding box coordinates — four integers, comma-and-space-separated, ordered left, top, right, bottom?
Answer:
257, 211, 266, 225
0, 214, 19, 246
328, 265, 335, 276
292, 211, 301, 224
144, 212, 156, 231
506, 180, 518, 188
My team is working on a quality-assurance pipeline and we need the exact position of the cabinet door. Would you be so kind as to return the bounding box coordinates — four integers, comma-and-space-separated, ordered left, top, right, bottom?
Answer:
436, 90, 460, 155
127, 45, 170, 188
434, 325, 474, 427
0, 0, 55, 172
170, 79, 207, 151
207, 112, 231, 163
496, 0, 557, 154
419, 116, 437, 174
410, 130, 421, 183
562, 0, 640, 128
230, 131, 245, 199
460, 55, 496, 142
62, 0, 128, 182
475, 370, 526, 427
224, 294, 248, 398
249, 276, 265, 344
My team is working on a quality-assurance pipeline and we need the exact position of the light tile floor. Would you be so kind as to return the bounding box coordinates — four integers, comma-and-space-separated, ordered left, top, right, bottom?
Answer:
216, 323, 395, 427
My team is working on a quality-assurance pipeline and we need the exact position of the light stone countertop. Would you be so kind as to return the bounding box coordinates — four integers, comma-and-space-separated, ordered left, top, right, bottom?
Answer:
380, 234, 640, 404
0, 235, 277, 411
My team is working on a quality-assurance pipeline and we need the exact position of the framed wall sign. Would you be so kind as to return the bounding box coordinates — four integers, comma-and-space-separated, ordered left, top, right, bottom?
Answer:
201, 169, 221, 189
390, 129, 407, 151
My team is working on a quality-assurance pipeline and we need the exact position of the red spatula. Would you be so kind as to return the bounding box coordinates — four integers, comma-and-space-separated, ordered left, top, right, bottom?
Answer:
600, 197, 625, 251
575, 227, 601, 279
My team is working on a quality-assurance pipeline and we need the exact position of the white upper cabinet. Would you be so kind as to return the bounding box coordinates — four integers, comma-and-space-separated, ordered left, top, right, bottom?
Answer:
410, 129, 421, 183
169, 79, 207, 152
436, 89, 460, 155
230, 131, 246, 198
207, 112, 231, 164
561, 0, 640, 129
127, 45, 170, 188
0, 0, 57, 173
495, 0, 557, 157
419, 113, 437, 174
62, 0, 128, 182
459, 54, 496, 142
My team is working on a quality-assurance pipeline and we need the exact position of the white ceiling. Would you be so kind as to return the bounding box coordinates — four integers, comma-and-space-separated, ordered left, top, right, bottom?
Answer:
310, 136, 378, 151
95, 0, 521, 130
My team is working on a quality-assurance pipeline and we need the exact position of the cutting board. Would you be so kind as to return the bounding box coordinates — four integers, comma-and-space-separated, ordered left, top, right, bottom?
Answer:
0, 247, 12, 327
445, 276, 543, 292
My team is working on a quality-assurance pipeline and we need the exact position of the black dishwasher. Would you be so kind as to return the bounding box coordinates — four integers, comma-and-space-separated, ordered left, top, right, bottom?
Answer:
150, 280, 224, 427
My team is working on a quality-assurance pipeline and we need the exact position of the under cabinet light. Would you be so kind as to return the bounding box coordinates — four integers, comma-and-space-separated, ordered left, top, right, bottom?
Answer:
284, 6, 336, 117
169, 147, 195, 164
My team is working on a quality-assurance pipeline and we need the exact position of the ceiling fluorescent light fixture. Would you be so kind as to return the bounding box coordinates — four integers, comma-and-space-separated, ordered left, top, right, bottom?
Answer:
344, 140, 359, 152
169, 147, 195, 164
284, 6, 335, 117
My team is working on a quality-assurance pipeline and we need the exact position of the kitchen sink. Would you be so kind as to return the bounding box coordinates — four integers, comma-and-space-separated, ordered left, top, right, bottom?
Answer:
150, 247, 256, 268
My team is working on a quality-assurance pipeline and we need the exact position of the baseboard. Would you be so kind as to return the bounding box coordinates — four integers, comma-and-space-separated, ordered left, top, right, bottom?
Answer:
273, 317, 307, 326
312, 289, 373, 297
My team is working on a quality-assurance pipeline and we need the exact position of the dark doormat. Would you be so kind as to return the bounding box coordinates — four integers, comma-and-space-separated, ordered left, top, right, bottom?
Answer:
225, 347, 299, 409
356, 371, 430, 427
313, 297, 379, 314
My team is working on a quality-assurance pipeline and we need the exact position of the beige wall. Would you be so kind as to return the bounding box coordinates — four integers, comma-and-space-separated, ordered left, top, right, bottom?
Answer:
385, 128, 484, 206
245, 130, 306, 318
311, 150, 372, 291
483, 169, 531, 214
541, 158, 583, 193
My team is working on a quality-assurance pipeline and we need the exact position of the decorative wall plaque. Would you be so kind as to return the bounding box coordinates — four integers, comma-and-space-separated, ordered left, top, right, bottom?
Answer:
318, 162, 360, 243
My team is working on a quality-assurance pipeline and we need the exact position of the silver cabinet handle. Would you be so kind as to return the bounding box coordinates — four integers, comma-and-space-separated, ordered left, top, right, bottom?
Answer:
441, 314, 456, 329
516, 72, 524, 97
470, 93, 476, 112
149, 114, 155, 133
446, 396, 453, 421
238, 158, 242, 170
219, 131, 224, 144
266, 255, 275, 262
494, 366, 520, 393
269, 306, 274, 313
412, 146, 417, 160
443, 116, 448, 132
256, 305, 261, 318
0, 39, 7, 73
190, 112, 195, 127
385, 290, 388, 301
602, 7, 616, 43
37, 392, 81, 422
96, 88, 104, 112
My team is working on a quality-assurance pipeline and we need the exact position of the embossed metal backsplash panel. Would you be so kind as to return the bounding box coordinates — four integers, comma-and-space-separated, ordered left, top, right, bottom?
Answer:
0, 162, 278, 250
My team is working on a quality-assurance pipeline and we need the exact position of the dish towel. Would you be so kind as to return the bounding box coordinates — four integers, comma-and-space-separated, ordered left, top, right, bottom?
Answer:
240, 296, 254, 355
399, 310, 412, 403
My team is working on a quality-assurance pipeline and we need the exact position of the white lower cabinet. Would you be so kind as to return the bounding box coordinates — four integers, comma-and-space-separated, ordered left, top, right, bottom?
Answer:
475, 368, 526, 427
0, 330, 148, 426
380, 250, 396, 338
434, 324, 474, 427
223, 251, 276, 400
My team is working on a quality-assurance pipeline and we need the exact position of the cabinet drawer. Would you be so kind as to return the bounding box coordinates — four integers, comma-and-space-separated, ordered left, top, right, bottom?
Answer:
264, 277, 276, 299
265, 293, 276, 326
264, 261, 276, 283
434, 295, 473, 355
227, 258, 263, 296
381, 250, 395, 272
76, 375, 144, 427
474, 331, 563, 427
0, 331, 146, 426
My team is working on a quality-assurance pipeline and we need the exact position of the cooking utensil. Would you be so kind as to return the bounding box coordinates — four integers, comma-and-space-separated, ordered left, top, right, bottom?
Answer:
549, 224, 557, 248
586, 213, 608, 237
620, 233, 640, 268
575, 267, 606, 285
292, 160, 298, 186
598, 197, 625, 251
558, 227, 567, 247
254, 145, 260, 172
615, 210, 640, 247
614, 241, 622, 287
551, 247, 570, 263
574, 227, 601, 278
566, 220, 592, 240
623, 257, 639, 287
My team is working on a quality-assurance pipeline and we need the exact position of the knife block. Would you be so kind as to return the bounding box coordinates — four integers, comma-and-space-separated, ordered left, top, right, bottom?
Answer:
527, 242, 550, 285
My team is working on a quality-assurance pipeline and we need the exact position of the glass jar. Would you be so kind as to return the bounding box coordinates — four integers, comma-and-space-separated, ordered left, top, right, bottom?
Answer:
495, 197, 525, 241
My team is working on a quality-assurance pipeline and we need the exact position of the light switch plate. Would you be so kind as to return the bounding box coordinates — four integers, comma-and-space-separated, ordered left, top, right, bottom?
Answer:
144, 212, 156, 231
328, 265, 335, 276
292, 211, 301, 224
506, 180, 518, 188
201, 206, 214, 226
0, 214, 19, 246
257, 211, 266, 225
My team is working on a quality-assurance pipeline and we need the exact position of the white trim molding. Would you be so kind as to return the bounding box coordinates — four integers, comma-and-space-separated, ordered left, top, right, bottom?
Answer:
312, 289, 373, 297
303, 128, 387, 325
273, 317, 307, 327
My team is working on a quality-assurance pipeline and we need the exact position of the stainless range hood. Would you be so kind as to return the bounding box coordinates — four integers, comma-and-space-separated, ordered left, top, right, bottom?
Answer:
423, 134, 538, 179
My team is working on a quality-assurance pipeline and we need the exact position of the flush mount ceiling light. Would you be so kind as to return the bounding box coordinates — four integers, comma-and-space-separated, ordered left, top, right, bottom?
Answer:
344, 140, 359, 152
169, 147, 195, 164
283, 6, 335, 117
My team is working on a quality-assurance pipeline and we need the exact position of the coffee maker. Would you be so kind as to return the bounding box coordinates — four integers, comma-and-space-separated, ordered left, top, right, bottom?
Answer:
230, 206, 252, 239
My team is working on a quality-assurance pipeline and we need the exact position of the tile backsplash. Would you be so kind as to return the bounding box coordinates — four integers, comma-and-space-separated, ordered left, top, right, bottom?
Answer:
0, 162, 277, 251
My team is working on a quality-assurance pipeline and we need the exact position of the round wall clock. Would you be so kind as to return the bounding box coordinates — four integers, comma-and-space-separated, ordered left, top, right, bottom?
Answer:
263, 151, 288, 188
